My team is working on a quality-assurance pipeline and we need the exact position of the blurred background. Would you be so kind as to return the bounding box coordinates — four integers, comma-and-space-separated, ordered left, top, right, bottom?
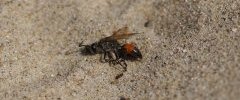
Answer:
0, 0, 239, 99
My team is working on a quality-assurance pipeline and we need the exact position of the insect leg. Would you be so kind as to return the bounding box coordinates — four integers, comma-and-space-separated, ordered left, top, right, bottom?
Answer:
100, 54, 105, 62
79, 41, 87, 47
105, 51, 116, 62
114, 49, 120, 60
119, 59, 127, 72
103, 51, 110, 62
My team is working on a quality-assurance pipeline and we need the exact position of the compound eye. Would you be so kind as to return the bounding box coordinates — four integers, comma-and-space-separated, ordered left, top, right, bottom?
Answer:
91, 44, 98, 52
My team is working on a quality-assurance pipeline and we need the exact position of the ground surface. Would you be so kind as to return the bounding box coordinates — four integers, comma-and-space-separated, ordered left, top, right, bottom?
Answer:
0, 0, 240, 100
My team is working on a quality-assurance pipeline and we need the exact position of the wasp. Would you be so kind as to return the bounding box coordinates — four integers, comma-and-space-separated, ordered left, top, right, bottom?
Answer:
79, 27, 142, 71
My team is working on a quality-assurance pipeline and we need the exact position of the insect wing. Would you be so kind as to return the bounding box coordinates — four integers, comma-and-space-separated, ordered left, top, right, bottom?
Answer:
111, 27, 139, 40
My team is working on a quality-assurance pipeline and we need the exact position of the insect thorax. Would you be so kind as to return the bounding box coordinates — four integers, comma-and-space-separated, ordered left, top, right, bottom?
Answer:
97, 39, 121, 52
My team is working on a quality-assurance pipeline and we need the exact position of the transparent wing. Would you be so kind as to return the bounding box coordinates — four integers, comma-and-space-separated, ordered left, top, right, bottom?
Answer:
110, 27, 139, 40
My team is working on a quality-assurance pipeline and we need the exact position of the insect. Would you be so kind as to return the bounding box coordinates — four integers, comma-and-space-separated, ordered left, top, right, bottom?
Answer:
79, 27, 142, 71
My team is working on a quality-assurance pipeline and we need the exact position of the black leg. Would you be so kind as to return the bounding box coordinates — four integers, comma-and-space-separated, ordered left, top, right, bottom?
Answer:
114, 50, 119, 60
100, 51, 107, 62
107, 52, 112, 60
104, 51, 112, 62
102, 51, 108, 62
119, 59, 127, 72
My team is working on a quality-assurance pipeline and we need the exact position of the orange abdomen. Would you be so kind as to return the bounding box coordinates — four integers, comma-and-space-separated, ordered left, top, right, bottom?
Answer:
123, 43, 135, 54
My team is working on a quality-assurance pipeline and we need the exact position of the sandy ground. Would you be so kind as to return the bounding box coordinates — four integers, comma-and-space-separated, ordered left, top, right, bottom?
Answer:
0, 0, 240, 100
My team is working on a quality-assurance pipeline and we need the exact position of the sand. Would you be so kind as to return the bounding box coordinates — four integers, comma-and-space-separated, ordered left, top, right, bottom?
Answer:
0, 0, 240, 99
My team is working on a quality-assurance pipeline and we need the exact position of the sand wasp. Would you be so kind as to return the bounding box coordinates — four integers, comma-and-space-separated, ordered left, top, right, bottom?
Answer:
80, 27, 142, 71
